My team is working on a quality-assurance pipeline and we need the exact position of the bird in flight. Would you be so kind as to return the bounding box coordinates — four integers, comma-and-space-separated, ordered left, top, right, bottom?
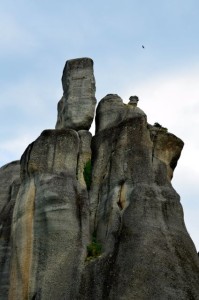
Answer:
142, 45, 145, 49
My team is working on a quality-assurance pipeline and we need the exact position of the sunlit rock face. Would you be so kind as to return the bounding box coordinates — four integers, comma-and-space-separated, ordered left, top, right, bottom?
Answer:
1, 58, 199, 300
9, 130, 90, 300
149, 125, 184, 180
56, 57, 96, 131
0, 161, 20, 300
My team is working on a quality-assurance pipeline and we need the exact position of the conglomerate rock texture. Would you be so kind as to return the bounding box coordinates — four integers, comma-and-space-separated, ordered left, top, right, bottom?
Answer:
0, 58, 199, 299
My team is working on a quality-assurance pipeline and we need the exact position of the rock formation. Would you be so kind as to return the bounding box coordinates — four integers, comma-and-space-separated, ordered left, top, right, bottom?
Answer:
0, 58, 199, 299
80, 95, 199, 299
0, 161, 20, 299
56, 57, 96, 131
9, 130, 90, 299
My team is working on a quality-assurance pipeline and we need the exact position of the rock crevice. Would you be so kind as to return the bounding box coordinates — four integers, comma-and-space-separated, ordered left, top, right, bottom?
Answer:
0, 57, 198, 300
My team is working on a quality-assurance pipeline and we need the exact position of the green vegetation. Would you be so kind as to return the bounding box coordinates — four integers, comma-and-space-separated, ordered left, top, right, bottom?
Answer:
83, 159, 92, 190
87, 233, 102, 259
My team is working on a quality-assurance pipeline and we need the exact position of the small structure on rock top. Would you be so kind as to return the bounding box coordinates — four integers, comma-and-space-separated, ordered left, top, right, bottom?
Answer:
128, 96, 139, 107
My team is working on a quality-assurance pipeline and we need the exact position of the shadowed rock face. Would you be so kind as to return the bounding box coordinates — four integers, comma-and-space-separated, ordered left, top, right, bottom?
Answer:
56, 57, 96, 131
79, 94, 199, 300
1, 59, 199, 300
0, 161, 20, 300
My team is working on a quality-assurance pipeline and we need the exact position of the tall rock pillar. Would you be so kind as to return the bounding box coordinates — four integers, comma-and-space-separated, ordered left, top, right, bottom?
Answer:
8, 57, 96, 300
56, 57, 96, 130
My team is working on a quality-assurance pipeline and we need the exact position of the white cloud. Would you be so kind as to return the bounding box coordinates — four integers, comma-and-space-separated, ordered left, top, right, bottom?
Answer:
123, 66, 199, 126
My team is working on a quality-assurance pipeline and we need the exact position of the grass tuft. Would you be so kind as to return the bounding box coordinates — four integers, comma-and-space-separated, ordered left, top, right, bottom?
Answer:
83, 160, 92, 190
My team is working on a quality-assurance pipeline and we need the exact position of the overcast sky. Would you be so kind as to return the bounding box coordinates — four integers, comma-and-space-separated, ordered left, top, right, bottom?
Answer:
0, 0, 199, 250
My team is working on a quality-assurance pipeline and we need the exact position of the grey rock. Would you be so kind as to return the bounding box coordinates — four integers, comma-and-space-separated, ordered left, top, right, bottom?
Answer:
149, 125, 184, 180
128, 95, 139, 106
95, 94, 146, 133
9, 130, 90, 300
77, 130, 92, 189
0, 161, 20, 212
1, 59, 199, 300
56, 57, 96, 131
0, 161, 20, 300
79, 95, 199, 299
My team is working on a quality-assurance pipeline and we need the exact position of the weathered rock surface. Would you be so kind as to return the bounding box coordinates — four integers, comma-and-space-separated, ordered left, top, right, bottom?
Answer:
95, 94, 145, 133
56, 57, 96, 131
149, 125, 184, 180
0, 161, 20, 300
9, 130, 90, 300
1, 59, 199, 300
77, 130, 92, 189
79, 95, 199, 299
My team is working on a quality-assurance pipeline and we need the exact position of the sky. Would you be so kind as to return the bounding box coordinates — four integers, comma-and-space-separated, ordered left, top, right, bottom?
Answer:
0, 0, 199, 250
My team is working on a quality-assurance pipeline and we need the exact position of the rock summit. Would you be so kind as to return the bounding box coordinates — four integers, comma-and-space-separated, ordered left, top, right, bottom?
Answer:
0, 58, 199, 300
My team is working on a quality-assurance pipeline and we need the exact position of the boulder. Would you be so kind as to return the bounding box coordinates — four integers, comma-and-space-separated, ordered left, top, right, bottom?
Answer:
56, 58, 96, 131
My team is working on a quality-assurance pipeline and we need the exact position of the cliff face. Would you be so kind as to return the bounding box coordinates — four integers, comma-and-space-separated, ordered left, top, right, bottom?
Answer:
0, 58, 199, 300
80, 95, 199, 299
0, 161, 20, 299
9, 130, 90, 300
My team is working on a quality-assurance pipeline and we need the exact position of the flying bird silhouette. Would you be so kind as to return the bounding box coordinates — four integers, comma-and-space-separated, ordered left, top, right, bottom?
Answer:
142, 45, 145, 49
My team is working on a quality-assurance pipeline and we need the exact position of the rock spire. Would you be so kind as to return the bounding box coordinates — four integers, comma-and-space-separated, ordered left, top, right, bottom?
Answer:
0, 57, 199, 300
56, 57, 96, 131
